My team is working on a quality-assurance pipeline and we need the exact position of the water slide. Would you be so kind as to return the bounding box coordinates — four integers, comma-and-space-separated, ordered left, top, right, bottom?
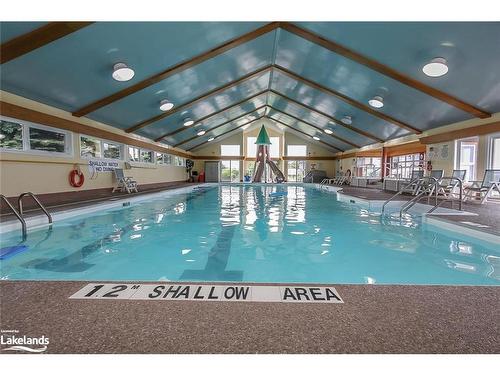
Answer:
252, 125, 286, 183
266, 159, 286, 183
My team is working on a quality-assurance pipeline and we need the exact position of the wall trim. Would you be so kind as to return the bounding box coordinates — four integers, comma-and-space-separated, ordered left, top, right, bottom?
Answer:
419, 120, 500, 144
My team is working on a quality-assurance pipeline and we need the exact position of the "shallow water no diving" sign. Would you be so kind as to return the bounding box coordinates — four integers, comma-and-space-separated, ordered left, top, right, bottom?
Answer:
69, 283, 343, 304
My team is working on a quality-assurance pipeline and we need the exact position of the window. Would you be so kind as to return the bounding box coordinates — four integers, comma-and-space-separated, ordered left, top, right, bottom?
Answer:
29, 127, 68, 154
388, 153, 424, 179
0, 120, 23, 150
456, 137, 478, 182
488, 133, 500, 169
221, 144, 240, 156
356, 157, 382, 177
80, 136, 102, 158
246, 137, 257, 157
103, 142, 122, 160
128, 146, 140, 162
287, 145, 307, 157
287, 160, 306, 182
141, 149, 154, 163
245, 161, 256, 179
156, 152, 172, 165
269, 137, 280, 158
221, 160, 240, 182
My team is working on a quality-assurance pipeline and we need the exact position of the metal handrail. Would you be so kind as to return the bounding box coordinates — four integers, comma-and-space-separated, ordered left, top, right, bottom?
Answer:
428, 176, 463, 213
381, 177, 422, 214
1, 194, 27, 239
18, 192, 53, 224
399, 177, 439, 218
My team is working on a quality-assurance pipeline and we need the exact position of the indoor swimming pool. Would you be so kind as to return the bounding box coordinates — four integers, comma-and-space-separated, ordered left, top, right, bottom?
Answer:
0, 184, 499, 285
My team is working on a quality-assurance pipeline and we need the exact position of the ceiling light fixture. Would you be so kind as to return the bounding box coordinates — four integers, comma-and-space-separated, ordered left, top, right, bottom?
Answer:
112, 63, 135, 82
197, 130, 206, 136
341, 115, 352, 125
324, 129, 333, 135
207, 137, 215, 142
422, 57, 449, 77
183, 118, 194, 127
159, 99, 174, 112
313, 136, 320, 141
368, 95, 384, 109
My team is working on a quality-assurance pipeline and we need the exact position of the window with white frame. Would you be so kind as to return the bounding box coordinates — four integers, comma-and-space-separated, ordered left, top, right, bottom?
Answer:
103, 141, 122, 160
128, 146, 140, 162
456, 137, 479, 182
287, 145, 307, 157
388, 153, 424, 179
156, 152, 172, 165
0, 116, 72, 155
80, 135, 102, 158
140, 149, 154, 163
269, 137, 280, 158
356, 157, 382, 177
221, 144, 240, 156
174, 156, 185, 167
246, 137, 257, 157
488, 133, 500, 169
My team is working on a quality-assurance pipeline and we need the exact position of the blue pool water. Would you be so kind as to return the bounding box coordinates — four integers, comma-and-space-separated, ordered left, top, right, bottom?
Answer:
0, 184, 499, 285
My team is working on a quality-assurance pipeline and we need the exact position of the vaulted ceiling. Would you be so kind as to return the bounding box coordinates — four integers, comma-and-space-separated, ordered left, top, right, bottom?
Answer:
1, 21, 499, 152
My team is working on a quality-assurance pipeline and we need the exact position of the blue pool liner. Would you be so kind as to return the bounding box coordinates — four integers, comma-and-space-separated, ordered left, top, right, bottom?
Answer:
269, 192, 287, 197
0, 245, 29, 260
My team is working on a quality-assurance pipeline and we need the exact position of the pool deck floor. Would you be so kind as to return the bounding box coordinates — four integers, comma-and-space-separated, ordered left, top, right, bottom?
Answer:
0, 281, 499, 354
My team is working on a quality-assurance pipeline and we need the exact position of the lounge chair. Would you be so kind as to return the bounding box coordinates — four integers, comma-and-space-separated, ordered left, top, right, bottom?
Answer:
112, 168, 138, 194
421, 169, 444, 195
435, 169, 466, 198
463, 169, 500, 204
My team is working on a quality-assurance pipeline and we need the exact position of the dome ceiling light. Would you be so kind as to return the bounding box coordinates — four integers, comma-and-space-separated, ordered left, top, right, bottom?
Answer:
368, 95, 384, 109
312, 136, 320, 141
197, 130, 206, 136
207, 137, 215, 142
159, 99, 174, 112
183, 118, 194, 127
112, 63, 135, 82
324, 129, 334, 135
341, 116, 352, 125
422, 57, 449, 77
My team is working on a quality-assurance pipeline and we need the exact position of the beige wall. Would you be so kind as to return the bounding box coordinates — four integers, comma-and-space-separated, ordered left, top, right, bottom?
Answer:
0, 92, 189, 197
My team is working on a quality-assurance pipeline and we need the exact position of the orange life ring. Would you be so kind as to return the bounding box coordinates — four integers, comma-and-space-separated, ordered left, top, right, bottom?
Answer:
69, 169, 85, 188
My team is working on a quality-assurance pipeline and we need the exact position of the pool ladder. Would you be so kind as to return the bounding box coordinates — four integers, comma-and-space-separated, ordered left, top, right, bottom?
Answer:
1, 192, 52, 240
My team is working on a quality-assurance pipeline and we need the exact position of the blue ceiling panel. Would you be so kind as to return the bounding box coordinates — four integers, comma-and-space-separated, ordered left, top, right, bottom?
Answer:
275, 30, 475, 131
135, 73, 270, 140
89, 31, 275, 127
267, 109, 341, 151
271, 69, 410, 140
182, 108, 266, 150
161, 93, 267, 146
0, 22, 47, 43
0, 22, 266, 112
296, 22, 500, 114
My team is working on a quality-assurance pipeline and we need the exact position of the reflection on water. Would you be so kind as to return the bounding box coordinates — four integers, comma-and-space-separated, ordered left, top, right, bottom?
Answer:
0, 184, 499, 284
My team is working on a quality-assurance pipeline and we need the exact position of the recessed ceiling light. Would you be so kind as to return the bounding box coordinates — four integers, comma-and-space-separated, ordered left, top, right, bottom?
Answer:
324, 129, 333, 135
422, 57, 449, 77
112, 63, 134, 82
159, 99, 174, 112
207, 137, 215, 142
183, 118, 194, 127
313, 136, 320, 141
341, 115, 352, 125
197, 130, 206, 136
368, 96, 384, 109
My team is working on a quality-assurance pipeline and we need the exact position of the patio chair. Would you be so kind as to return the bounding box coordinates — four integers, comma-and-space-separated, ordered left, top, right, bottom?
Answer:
401, 170, 425, 195
422, 169, 444, 195
436, 169, 466, 198
463, 169, 500, 204
112, 168, 138, 194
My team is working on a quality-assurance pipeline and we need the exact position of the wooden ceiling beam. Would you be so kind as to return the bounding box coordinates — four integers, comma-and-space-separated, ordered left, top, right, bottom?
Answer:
154, 90, 268, 142
73, 22, 281, 117
126, 64, 272, 133
269, 89, 384, 143
187, 115, 264, 151
280, 22, 490, 119
266, 115, 343, 153
274, 65, 422, 134
268, 105, 361, 148
1, 22, 94, 64
174, 106, 266, 148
